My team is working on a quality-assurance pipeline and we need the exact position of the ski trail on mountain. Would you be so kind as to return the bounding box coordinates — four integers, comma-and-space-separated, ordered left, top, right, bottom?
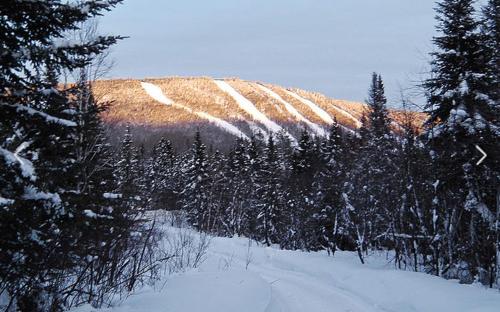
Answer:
141, 81, 175, 105
284, 90, 334, 125
256, 84, 326, 137
328, 103, 362, 128
214, 80, 297, 144
141, 82, 249, 139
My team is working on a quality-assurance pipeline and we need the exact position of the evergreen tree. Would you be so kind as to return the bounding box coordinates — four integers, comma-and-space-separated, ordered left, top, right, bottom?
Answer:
347, 73, 399, 261
394, 112, 435, 270
150, 137, 177, 210
0, 1, 124, 309
315, 121, 346, 255
181, 131, 212, 231
423, 0, 499, 283
224, 137, 251, 236
481, 0, 500, 106
207, 150, 228, 235
288, 130, 321, 250
256, 135, 286, 246
115, 126, 139, 204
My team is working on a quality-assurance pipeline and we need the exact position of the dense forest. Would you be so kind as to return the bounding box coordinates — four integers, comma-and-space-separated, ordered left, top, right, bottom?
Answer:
0, 0, 498, 311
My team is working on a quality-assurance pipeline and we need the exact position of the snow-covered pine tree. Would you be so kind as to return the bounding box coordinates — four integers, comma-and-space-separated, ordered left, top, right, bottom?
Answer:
346, 73, 399, 261
315, 120, 347, 255
224, 137, 251, 236
115, 126, 139, 207
395, 109, 435, 271
0, 1, 124, 309
256, 135, 286, 246
181, 131, 212, 231
480, 0, 499, 107
245, 134, 264, 239
483, 2, 500, 286
206, 149, 228, 234
150, 137, 177, 210
423, 0, 499, 283
134, 144, 149, 209
289, 129, 321, 250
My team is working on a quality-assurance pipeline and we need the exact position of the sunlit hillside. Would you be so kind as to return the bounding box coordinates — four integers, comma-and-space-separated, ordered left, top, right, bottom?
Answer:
92, 77, 426, 149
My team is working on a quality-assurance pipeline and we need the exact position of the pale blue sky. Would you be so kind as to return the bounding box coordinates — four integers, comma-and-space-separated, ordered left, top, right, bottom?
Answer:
100, 0, 438, 105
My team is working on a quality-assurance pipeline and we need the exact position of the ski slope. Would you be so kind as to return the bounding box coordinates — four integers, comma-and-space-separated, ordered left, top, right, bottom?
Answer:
74, 225, 500, 312
257, 84, 326, 137
214, 80, 297, 144
214, 80, 282, 133
141, 82, 249, 139
328, 103, 363, 128
285, 90, 334, 125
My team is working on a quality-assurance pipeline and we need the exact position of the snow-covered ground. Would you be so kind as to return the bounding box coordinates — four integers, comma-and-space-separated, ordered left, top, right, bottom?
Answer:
74, 226, 500, 312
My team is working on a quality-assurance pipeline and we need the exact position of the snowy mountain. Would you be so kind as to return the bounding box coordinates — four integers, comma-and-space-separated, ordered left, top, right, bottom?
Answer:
92, 77, 424, 148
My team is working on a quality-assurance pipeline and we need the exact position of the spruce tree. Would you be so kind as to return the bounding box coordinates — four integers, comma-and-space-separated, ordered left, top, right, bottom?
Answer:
225, 137, 251, 236
423, 0, 499, 282
481, 0, 499, 106
181, 131, 212, 231
256, 135, 285, 246
150, 137, 177, 210
115, 126, 138, 204
315, 121, 346, 255
347, 73, 398, 260
0, 1, 124, 309
289, 130, 321, 250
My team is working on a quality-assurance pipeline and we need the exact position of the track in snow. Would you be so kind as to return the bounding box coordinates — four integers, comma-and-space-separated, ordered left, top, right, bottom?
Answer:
141, 82, 249, 140
209, 242, 383, 312
72, 224, 500, 312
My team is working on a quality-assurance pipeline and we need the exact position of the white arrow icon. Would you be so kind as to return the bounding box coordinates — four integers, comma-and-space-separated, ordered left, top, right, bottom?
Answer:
475, 145, 487, 165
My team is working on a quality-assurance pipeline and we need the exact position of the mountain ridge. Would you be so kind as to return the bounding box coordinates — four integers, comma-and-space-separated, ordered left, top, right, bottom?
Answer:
91, 76, 425, 149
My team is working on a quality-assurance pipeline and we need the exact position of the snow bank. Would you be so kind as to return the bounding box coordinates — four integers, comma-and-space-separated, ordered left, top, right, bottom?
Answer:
257, 84, 326, 137
73, 271, 271, 312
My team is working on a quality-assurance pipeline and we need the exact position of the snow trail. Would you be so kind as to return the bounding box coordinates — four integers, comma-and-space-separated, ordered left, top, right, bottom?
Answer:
214, 80, 296, 144
256, 84, 326, 137
73, 224, 500, 312
284, 90, 334, 125
140, 82, 174, 106
141, 82, 249, 139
